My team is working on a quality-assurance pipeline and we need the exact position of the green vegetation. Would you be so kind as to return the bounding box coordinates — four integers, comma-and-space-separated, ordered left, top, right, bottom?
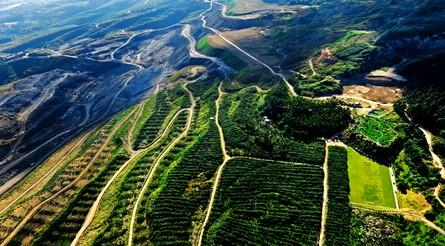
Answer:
220, 85, 326, 164
356, 115, 399, 146
0, 106, 137, 244
197, 36, 214, 56
347, 148, 396, 208
34, 154, 129, 245
350, 209, 445, 245
294, 31, 377, 96
135, 89, 223, 244
133, 86, 188, 150
263, 84, 351, 140
196, 35, 247, 71
393, 127, 440, 192
4, 0, 445, 244
131, 96, 157, 141
323, 31, 376, 76
404, 87, 445, 139
93, 108, 189, 244
187, 77, 219, 98
341, 111, 405, 164
325, 146, 351, 245
296, 75, 342, 96
204, 158, 324, 245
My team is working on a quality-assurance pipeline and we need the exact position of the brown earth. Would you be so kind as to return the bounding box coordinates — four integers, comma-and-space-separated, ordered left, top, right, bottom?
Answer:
343, 85, 402, 104
207, 28, 282, 69
227, 0, 309, 15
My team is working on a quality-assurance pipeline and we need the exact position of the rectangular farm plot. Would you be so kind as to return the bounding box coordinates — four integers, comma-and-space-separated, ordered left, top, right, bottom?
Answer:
325, 146, 351, 245
347, 148, 397, 208
203, 158, 324, 245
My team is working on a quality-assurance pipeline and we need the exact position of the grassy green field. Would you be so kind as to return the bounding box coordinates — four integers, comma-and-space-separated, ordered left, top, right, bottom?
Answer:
347, 148, 396, 208
197, 36, 213, 55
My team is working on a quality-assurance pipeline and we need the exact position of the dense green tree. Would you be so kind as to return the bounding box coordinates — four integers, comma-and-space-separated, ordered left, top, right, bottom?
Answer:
263, 84, 351, 140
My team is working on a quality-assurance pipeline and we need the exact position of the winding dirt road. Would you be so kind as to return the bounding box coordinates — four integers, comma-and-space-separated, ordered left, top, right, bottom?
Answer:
181, 24, 231, 75
420, 128, 445, 178
200, 0, 297, 96
110, 31, 149, 61
214, 1, 261, 20
109, 23, 181, 72
128, 81, 197, 246
405, 110, 445, 209
72, 103, 190, 246
73, 76, 201, 245
352, 203, 445, 235
0, 131, 92, 216
419, 127, 445, 208
197, 82, 232, 246
309, 59, 317, 76
1, 108, 138, 246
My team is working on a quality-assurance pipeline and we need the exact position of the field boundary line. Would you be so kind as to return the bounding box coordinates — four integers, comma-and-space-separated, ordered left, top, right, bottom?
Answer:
1, 108, 138, 246
231, 156, 322, 169
128, 81, 196, 246
198, 82, 231, 246
72, 102, 188, 246
0, 131, 92, 216
318, 141, 329, 246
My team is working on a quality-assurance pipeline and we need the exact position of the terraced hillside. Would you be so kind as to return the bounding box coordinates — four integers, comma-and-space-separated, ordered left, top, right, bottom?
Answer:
0, 69, 339, 245
1, 0, 445, 245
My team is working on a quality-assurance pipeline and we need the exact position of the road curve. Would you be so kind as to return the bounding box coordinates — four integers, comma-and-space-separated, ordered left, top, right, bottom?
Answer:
0, 108, 137, 246
73, 82, 196, 245
0, 131, 92, 216
128, 81, 197, 246
198, 82, 231, 246
180, 24, 231, 75
200, 0, 297, 96
309, 59, 317, 76
419, 127, 445, 209
214, 1, 261, 20
406, 110, 445, 209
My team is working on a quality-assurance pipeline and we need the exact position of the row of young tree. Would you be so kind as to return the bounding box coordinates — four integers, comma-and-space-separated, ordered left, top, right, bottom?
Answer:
204, 158, 324, 245
220, 87, 326, 165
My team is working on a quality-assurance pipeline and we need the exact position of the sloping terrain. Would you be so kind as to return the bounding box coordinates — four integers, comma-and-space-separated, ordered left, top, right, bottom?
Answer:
0, 0, 445, 245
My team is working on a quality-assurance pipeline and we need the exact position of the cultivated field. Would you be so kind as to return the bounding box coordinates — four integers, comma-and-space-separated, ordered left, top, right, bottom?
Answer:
203, 157, 324, 245
325, 146, 351, 245
219, 87, 326, 164
347, 148, 396, 208
355, 115, 399, 146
